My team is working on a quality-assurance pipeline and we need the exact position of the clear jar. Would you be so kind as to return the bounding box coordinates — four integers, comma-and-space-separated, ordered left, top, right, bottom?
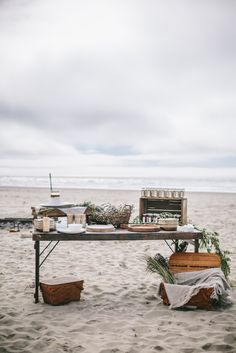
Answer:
163, 189, 168, 198
173, 190, 179, 198
145, 189, 151, 197
159, 189, 164, 198
151, 189, 157, 197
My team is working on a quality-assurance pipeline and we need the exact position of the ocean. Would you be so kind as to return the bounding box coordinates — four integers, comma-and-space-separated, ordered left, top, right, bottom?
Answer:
0, 175, 236, 193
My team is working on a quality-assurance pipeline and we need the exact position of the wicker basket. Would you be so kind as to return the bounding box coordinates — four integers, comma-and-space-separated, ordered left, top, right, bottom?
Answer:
40, 276, 84, 305
159, 252, 221, 310
159, 282, 214, 310
88, 204, 132, 228
107, 205, 132, 227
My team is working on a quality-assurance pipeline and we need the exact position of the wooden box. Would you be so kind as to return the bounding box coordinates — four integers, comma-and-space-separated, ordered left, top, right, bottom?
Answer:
159, 252, 221, 310
40, 276, 84, 305
139, 197, 187, 225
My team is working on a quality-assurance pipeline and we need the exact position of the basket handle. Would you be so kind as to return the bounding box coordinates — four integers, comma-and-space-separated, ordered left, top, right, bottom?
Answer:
123, 204, 132, 212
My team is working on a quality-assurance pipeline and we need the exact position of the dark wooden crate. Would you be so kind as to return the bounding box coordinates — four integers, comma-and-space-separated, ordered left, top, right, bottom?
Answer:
139, 197, 187, 225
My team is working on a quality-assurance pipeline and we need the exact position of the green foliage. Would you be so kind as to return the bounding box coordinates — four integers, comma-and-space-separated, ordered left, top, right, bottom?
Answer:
145, 254, 176, 284
196, 227, 231, 279
79, 201, 133, 227
132, 216, 142, 224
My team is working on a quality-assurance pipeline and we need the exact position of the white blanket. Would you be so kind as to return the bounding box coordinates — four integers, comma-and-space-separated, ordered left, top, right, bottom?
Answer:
162, 268, 232, 309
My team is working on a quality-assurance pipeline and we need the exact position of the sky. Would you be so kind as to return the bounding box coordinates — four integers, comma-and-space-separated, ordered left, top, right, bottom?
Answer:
0, 0, 236, 178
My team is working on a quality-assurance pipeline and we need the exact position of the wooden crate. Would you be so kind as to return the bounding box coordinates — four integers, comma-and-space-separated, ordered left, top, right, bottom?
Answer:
169, 252, 221, 273
40, 276, 84, 305
159, 252, 221, 310
159, 283, 214, 310
139, 197, 187, 225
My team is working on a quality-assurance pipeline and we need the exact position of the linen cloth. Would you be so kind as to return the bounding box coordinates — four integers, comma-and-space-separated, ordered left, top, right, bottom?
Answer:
162, 268, 232, 309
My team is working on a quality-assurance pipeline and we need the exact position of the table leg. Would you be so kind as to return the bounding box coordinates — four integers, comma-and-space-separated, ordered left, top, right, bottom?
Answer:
34, 241, 40, 303
175, 240, 179, 252
194, 239, 199, 253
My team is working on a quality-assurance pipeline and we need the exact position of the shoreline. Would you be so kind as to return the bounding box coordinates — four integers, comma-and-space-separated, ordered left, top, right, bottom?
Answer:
1, 184, 236, 195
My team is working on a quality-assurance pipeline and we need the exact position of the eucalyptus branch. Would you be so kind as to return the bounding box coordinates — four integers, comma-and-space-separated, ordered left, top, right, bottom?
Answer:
195, 226, 231, 279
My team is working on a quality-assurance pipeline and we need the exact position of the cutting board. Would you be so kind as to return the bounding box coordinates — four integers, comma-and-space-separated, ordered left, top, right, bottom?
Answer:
127, 224, 160, 232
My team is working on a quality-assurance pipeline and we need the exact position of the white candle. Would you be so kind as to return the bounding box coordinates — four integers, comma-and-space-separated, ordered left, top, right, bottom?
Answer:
43, 217, 50, 232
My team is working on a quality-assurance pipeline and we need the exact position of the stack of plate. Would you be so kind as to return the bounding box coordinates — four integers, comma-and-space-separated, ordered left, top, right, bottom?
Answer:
56, 224, 85, 234
86, 224, 115, 232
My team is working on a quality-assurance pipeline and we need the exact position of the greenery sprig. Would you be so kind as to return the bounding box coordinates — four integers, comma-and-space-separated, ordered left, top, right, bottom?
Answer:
196, 227, 231, 279
145, 253, 176, 284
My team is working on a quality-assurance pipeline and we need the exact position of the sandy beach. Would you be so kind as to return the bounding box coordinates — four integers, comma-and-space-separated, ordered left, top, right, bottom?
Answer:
0, 187, 236, 353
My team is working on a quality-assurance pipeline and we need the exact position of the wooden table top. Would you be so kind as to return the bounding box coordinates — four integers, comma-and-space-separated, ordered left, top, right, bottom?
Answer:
32, 229, 202, 241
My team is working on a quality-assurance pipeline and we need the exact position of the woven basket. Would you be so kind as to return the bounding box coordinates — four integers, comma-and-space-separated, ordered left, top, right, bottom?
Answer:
107, 205, 132, 227
40, 277, 84, 305
159, 252, 221, 310
88, 204, 132, 228
159, 282, 214, 310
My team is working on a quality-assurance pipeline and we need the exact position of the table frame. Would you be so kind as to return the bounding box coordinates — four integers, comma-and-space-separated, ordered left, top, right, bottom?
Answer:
32, 229, 202, 303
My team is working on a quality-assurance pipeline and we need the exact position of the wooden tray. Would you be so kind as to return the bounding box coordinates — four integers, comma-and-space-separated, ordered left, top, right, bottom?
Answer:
127, 224, 160, 232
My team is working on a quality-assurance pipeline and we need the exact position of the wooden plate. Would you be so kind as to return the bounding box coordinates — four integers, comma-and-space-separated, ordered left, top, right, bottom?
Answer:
127, 224, 160, 232
86, 224, 115, 232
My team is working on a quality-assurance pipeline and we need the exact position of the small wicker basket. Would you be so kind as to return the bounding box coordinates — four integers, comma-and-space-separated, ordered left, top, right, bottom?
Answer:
88, 204, 132, 228
40, 277, 84, 305
108, 205, 132, 227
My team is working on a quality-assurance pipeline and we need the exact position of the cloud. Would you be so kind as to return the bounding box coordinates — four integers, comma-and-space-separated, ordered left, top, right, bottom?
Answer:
0, 0, 236, 176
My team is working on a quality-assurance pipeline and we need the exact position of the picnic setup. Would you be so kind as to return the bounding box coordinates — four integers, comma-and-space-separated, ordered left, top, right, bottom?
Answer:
31, 176, 232, 310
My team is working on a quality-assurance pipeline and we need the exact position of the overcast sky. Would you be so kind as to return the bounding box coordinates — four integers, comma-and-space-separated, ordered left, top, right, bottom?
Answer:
0, 0, 236, 177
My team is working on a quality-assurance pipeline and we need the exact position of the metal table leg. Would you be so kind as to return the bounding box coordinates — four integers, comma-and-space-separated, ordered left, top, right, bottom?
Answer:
175, 240, 179, 252
194, 239, 199, 253
34, 241, 40, 303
